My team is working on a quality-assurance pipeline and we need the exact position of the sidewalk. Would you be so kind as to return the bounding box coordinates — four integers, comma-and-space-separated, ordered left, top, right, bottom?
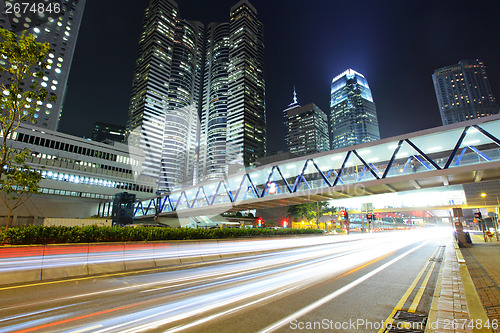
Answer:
460, 234, 500, 332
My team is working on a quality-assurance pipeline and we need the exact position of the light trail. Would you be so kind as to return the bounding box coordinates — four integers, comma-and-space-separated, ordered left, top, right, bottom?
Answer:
0, 229, 449, 333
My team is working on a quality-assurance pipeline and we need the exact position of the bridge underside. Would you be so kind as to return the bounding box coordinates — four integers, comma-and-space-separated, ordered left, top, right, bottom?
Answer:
144, 161, 500, 218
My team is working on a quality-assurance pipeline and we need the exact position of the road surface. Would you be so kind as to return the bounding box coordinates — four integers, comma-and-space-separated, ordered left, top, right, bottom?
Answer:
0, 228, 451, 332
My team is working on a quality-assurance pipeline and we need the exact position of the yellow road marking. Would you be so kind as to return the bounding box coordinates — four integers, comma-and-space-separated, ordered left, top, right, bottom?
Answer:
408, 261, 436, 312
377, 247, 439, 333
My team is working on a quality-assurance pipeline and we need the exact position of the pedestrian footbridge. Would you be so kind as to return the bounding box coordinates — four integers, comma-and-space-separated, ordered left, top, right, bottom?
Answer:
120, 115, 500, 219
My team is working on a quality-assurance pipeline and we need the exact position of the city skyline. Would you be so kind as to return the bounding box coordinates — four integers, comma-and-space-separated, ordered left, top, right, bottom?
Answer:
59, 0, 500, 154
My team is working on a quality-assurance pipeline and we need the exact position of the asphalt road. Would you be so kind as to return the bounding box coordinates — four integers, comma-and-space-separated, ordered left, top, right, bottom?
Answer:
0, 228, 451, 333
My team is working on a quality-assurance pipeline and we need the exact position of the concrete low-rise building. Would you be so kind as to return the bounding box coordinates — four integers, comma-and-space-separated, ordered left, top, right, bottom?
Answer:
1, 123, 156, 225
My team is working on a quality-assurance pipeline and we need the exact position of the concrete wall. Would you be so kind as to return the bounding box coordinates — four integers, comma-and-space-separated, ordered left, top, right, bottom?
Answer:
43, 218, 112, 227
0, 194, 104, 226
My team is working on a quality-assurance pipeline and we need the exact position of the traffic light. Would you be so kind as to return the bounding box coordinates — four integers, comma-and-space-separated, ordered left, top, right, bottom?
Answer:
367, 213, 373, 223
257, 218, 264, 227
339, 210, 348, 221
474, 212, 482, 220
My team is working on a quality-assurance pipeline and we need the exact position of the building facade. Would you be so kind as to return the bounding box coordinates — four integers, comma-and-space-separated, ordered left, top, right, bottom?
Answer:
283, 90, 329, 156
199, 22, 230, 181
0, 0, 86, 131
1, 122, 155, 220
92, 122, 125, 143
432, 59, 500, 125
330, 69, 380, 149
226, 0, 266, 173
127, 0, 203, 192
128, 0, 265, 188
160, 19, 204, 189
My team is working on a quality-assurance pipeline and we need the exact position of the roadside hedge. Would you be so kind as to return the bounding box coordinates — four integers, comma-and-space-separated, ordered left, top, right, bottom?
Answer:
0, 225, 324, 245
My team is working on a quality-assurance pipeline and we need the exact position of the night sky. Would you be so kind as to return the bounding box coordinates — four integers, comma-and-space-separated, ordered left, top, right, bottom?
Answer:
59, 0, 500, 154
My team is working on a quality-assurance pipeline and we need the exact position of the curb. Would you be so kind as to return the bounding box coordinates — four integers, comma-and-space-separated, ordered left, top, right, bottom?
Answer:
425, 240, 492, 333
455, 241, 493, 333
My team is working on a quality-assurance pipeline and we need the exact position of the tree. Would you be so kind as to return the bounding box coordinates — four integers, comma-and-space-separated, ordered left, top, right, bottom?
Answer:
0, 28, 55, 227
287, 201, 333, 228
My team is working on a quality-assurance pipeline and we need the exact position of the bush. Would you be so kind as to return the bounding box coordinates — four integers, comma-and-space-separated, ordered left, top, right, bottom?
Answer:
0, 226, 324, 245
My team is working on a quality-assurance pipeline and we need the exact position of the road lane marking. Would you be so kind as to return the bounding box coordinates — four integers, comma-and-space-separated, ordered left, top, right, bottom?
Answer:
160, 253, 394, 333
408, 261, 436, 313
378, 246, 440, 332
259, 241, 429, 333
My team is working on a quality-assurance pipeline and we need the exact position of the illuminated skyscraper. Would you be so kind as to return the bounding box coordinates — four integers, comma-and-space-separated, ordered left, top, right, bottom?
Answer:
433, 59, 499, 125
199, 22, 229, 181
284, 90, 329, 156
127, 0, 179, 191
330, 69, 380, 149
199, 0, 265, 180
128, 0, 264, 189
0, 0, 86, 131
160, 19, 204, 189
226, 0, 266, 172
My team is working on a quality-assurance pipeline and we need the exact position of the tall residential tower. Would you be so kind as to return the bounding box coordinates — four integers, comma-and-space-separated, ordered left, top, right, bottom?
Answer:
0, 0, 86, 131
432, 59, 499, 125
330, 69, 380, 149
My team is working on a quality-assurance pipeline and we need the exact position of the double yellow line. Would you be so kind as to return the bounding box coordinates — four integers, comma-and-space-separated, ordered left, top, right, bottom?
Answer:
378, 247, 441, 332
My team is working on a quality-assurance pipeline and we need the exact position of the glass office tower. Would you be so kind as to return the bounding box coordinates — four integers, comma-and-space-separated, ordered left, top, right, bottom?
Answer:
285, 99, 330, 156
330, 69, 380, 149
127, 0, 179, 191
226, 0, 266, 173
433, 59, 499, 125
128, 0, 265, 190
199, 22, 230, 181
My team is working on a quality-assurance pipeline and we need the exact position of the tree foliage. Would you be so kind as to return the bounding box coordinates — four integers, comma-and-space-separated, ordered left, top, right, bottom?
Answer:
287, 201, 334, 222
0, 28, 55, 227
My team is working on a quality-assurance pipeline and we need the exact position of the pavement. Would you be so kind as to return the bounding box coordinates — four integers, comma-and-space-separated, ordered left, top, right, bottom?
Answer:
460, 233, 500, 332
426, 231, 500, 333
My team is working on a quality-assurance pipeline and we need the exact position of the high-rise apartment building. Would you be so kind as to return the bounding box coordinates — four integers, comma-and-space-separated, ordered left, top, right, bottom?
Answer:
128, 0, 265, 190
226, 0, 266, 172
330, 69, 380, 149
283, 91, 329, 156
0, 0, 86, 131
432, 59, 499, 125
